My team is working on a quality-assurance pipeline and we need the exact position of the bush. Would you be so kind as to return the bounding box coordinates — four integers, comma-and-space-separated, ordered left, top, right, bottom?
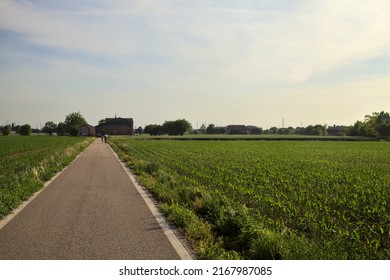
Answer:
2, 125, 11, 135
248, 227, 283, 259
19, 124, 32, 136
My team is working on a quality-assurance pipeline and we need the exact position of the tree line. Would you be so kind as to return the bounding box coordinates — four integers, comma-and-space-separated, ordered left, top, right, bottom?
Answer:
2, 111, 390, 139
140, 111, 390, 139
1, 112, 87, 136
143, 119, 192, 136
348, 111, 390, 138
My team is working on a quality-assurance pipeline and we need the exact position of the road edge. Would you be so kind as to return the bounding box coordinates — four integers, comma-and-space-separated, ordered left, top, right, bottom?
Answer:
109, 145, 195, 260
0, 145, 88, 231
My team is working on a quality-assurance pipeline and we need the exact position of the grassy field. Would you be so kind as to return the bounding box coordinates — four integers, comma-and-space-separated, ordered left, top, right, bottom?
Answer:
0, 135, 93, 218
132, 134, 374, 141
110, 137, 390, 260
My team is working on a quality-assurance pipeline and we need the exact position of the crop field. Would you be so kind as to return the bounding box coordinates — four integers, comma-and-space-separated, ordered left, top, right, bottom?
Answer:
0, 136, 93, 218
111, 138, 390, 260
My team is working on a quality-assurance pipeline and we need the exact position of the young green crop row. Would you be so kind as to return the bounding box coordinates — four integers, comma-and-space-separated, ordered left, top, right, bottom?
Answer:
0, 136, 93, 218
111, 138, 390, 260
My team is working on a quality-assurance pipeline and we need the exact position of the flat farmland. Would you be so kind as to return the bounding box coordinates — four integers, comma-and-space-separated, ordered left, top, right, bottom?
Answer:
111, 138, 390, 260
0, 136, 93, 218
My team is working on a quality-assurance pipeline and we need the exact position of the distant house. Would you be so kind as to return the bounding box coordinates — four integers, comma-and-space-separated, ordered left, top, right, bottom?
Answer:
79, 124, 96, 136
96, 117, 134, 135
226, 125, 248, 135
247, 125, 263, 135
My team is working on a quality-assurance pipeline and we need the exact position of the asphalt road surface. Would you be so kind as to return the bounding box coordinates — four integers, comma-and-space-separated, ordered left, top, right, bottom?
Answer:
0, 139, 190, 260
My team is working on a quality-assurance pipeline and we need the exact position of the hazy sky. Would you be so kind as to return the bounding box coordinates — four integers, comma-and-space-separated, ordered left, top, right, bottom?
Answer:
1, 0, 389, 129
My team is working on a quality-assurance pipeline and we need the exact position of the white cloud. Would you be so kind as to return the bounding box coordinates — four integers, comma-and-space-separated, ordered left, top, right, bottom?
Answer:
0, 0, 142, 55
2, 0, 388, 78
287, 0, 390, 79
1, 0, 389, 127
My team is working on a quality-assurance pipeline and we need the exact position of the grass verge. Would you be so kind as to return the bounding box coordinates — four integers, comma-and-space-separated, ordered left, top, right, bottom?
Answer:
0, 137, 94, 218
110, 140, 323, 260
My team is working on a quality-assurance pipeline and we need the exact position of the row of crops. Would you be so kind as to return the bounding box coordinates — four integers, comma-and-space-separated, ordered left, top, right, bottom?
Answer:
0, 136, 93, 218
110, 138, 390, 259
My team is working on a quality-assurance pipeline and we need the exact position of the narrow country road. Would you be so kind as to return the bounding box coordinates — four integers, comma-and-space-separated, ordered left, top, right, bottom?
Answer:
0, 139, 190, 260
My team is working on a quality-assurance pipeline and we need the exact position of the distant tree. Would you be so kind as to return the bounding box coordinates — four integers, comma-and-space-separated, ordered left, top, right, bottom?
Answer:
327, 125, 347, 136
362, 113, 379, 137
2, 125, 11, 136
295, 124, 327, 136
64, 112, 87, 136
206, 124, 215, 134
215, 126, 227, 134
313, 124, 327, 136
198, 123, 206, 134
162, 119, 192, 135
144, 124, 161, 136
348, 112, 384, 137
12, 124, 20, 134
57, 122, 66, 136
287, 126, 295, 134
42, 121, 57, 136
375, 111, 390, 138
135, 126, 143, 134
348, 121, 364, 136
269, 127, 278, 134
19, 124, 32, 136
161, 121, 174, 135
175, 119, 192, 135
295, 126, 304, 135
277, 128, 290, 135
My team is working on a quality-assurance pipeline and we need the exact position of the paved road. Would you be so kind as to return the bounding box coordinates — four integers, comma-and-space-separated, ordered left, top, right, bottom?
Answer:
0, 139, 188, 259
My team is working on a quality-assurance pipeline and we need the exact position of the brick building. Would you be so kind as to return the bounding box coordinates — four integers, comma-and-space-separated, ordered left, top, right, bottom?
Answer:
96, 117, 134, 135
226, 125, 248, 135
79, 124, 96, 136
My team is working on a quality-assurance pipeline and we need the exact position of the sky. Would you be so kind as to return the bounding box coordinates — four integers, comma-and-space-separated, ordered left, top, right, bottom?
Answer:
0, 0, 389, 129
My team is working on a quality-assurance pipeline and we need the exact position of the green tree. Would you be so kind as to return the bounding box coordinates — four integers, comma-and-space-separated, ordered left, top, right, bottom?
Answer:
42, 121, 57, 136
19, 124, 32, 136
173, 119, 192, 135
206, 124, 215, 134
135, 126, 143, 134
2, 125, 11, 136
375, 111, 390, 138
144, 124, 161, 136
162, 119, 192, 135
64, 112, 87, 136
362, 113, 379, 137
57, 122, 66, 136
348, 121, 364, 136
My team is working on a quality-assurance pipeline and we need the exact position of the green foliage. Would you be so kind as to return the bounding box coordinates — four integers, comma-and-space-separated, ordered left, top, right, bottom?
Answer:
295, 124, 327, 136
111, 138, 390, 260
1, 125, 11, 136
162, 119, 192, 135
376, 111, 390, 138
64, 112, 87, 136
57, 122, 66, 136
0, 136, 93, 218
144, 119, 192, 136
349, 111, 390, 138
206, 124, 227, 134
19, 124, 31, 136
144, 124, 162, 136
248, 227, 284, 260
42, 121, 57, 135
